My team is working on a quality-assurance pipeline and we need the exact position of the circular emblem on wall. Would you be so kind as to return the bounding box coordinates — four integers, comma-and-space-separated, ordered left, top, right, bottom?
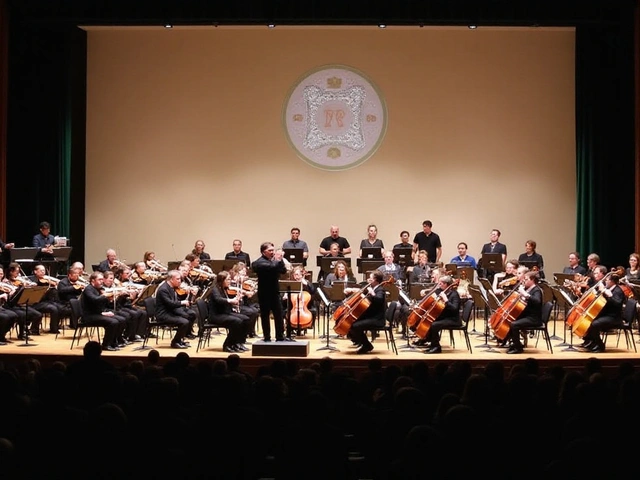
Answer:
283, 64, 387, 171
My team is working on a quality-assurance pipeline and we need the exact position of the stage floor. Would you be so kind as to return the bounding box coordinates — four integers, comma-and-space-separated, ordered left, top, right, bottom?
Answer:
2, 317, 639, 375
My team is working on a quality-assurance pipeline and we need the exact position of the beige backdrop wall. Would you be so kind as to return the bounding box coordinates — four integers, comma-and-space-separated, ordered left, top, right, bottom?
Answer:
85, 26, 576, 279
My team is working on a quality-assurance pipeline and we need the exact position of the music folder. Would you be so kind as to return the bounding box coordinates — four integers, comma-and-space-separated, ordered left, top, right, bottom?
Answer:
480, 253, 504, 272
53, 246, 73, 262
283, 248, 305, 265
360, 247, 383, 259
393, 247, 413, 267
10, 247, 39, 262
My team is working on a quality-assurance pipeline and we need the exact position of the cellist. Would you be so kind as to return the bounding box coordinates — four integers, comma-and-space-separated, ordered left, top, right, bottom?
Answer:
578, 266, 625, 353
505, 271, 543, 354
343, 270, 387, 354
422, 275, 461, 354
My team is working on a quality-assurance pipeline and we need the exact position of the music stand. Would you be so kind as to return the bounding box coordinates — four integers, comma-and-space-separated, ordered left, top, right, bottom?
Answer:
519, 260, 540, 272
283, 248, 305, 266
468, 285, 501, 353
358, 259, 384, 277
53, 246, 73, 262
478, 277, 495, 293
318, 256, 351, 274
208, 259, 239, 273
12, 286, 48, 347
479, 253, 504, 273
10, 247, 39, 262
551, 285, 577, 349
316, 287, 338, 352
167, 261, 182, 271
279, 280, 302, 339
360, 247, 383, 259
132, 283, 158, 307
393, 247, 413, 268
553, 273, 577, 286
409, 283, 432, 300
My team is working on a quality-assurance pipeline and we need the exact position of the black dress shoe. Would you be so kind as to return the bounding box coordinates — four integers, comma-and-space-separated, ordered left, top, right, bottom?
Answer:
590, 344, 605, 353
356, 343, 374, 354
425, 346, 442, 354
579, 340, 593, 348
104, 346, 119, 352
507, 346, 524, 354
223, 345, 237, 353
263, 338, 272, 342
186, 334, 197, 340
235, 344, 249, 352
171, 342, 188, 349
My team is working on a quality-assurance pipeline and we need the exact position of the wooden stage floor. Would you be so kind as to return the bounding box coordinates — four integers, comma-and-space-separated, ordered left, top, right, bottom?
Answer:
2, 316, 639, 375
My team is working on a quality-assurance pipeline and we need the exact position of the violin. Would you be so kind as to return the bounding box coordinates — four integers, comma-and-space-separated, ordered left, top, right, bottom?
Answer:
498, 276, 518, 288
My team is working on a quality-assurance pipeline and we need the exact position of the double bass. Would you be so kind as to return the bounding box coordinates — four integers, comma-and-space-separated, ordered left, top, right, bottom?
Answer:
412, 279, 459, 339
333, 276, 394, 336
489, 280, 527, 341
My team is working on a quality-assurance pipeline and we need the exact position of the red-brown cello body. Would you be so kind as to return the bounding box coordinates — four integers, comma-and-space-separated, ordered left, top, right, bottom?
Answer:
333, 277, 393, 336
566, 269, 621, 337
289, 290, 313, 330
410, 281, 458, 339
489, 284, 527, 341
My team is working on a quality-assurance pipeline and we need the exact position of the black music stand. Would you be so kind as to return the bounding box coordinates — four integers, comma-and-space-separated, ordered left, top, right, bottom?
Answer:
468, 285, 501, 353
283, 248, 306, 267
358, 259, 385, 278
393, 247, 413, 268
279, 280, 302, 339
479, 253, 504, 281
12, 286, 48, 347
316, 287, 338, 352
396, 289, 421, 352
360, 246, 383, 259
132, 283, 158, 307
551, 286, 578, 350
9, 248, 39, 274
208, 259, 239, 274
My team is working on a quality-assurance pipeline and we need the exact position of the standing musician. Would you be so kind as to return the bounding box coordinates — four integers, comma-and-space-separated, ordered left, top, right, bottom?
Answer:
81, 272, 127, 351
229, 262, 260, 338
393, 230, 413, 249
251, 242, 288, 342
225, 239, 251, 265
30, 264, 64, 334
97, 249, 126, 273
285, 266, 317, 336
479, 229, 508, 282
208, 271, 250, 353
154, 269, 193, 349
319, 225, 352, 256
192, 239, 211, 261
359, 224, 385, 258
282, 227, 309, 264
420, 275, 461, 354
32, 221, 57, 260
517, 240, 545, 279
412, 220, 442, 264
578, 266, 625, 353
0, 266, 20, 344
343, 270, 387, 354
4, 262, 43, 337
57, 266, 86, 328
505, 271, 543, 354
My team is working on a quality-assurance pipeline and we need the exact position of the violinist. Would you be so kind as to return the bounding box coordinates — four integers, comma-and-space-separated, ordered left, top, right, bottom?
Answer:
421, 275, 461, 354
562, 252, 587, 276
0, 267, 19, 344
4, 263, 43, 338
57, 266, 86, 328
208, 271, 250, 353
81, 271, 127, 351
229, 262, 260, 338
492, 260, 520, 297
155, 269, 193, 349
285, 266, 317, 336
185, 253, 215, 287
106, 270, 147, 343
625, 253, 640, 282
97, 249, 125, 273
144, 251, 167, 272
579, 266, 625, 353
343, 270, 387, 354
192, 239, 211, 261
177, 262, 198, 339
31, 264, 64, 334
505, 271, 543, 354
131, 262, 151, 285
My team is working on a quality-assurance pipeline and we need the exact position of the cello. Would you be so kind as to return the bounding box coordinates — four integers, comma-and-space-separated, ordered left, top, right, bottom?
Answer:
412, 279, 459, 339
289, 289, 313, 330
333, 276, 394, 336
489, 280, 527, 341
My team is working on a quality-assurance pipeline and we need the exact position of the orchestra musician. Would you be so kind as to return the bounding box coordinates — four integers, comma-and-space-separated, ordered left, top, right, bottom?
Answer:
177, 261, 198, 339
450, 242, 477, 269
319, 225, 351, 256
32, 221, 57, 259
229, 262, 260, 338
4, 263, 43, 338
251, 242, 288, 342
625, 253, 640, 282
409, 250, 431, 284
154, 269, 193, 349
422, 275, 461, 354
578, 266, 625, 353
563, 252, 587, 276
81, 271, 127, 351
31, 264, 64, 334
517, 240, 545, 279
412, 220, 442, 264
505, 271, 543, 354
318, 242, 345, 284
285, 266, 317, 337
192, 239, 211, 261
0, 237, 15, 269
282, 227, 309, 264
108, 269, 148, 343
324, 260, 356, 287
131, 262, 152, 285
492, 260, 520, 297
208, 271, 251, 353
377, 250, 404, 285
0, 266, 20, 344
225, 239, 251, 265
144, 251, 167, 271
97, 249, 125, 273
359, 224, 384, 258
343, 270, 387, 354
393, 230, 412, 249
479, 229, 508, 282
57, 266, 86, 328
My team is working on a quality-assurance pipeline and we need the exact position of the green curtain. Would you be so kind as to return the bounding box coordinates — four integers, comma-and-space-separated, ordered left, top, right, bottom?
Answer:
575, 22, 636, 268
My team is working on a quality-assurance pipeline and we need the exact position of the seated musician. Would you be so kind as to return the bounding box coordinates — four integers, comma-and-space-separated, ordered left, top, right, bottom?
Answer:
625, 253, 640, 282
177, 261, 199, 339
343, 270, 387, 354
81, 272, 127, 351
57, 266, 86, 328
31, 263, 63, 334
284, 266, 317, 336
563, 251, 587, 276
131, 262, 152, 285
185, 253, 215, 288
4, 262, 43, 337
111, 268, 148, 342
578, 266, 625, 353
153, 270, 192, 349
492, 260, 520, 296
409, 250, 431, 285
421, 275, 461, 354
192, 239, 211, 261
505, 271, 543, 354
318, 242, 345, 284
144, 251, 167, 271
377, 250, 404, 286
97, 249, 125, 273
450, 242, 477, 269
229, 262, 260, 338
324, 260, 356, 286
225, 239, 251, 265
208, 271, 250, 353
0, 267, 19, 344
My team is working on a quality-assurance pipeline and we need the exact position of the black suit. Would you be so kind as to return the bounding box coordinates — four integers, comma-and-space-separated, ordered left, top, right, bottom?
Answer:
208, 286, 249, 349
154, 281, 190, 344
349, 284, 387, 348
583, 284, 625, 350
425, 289, 461, 348
81, 285, 126, 348
251, 255, 287, 340
508, 285, 543, 350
